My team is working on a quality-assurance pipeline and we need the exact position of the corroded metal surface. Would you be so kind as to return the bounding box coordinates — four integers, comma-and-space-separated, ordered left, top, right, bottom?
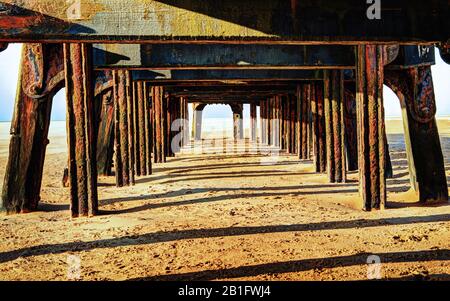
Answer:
94, 44, 355, 69
385, 66, 448, 203
356, 45, 386, 211
0, 1, 448, 43
64, 43, 98, 217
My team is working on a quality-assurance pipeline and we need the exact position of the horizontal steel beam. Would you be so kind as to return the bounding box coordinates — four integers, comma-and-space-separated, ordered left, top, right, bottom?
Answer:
167, 85, 296, 93
132, 69, 323, 82
94, 44, 355, 69
0, 1, 448, 43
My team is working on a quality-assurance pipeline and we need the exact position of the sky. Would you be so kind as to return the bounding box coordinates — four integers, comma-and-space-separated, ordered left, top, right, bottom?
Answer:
0, 44, 449, 122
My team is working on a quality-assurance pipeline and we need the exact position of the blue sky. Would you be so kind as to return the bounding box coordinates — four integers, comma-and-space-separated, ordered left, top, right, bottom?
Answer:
0, 44, 449, 121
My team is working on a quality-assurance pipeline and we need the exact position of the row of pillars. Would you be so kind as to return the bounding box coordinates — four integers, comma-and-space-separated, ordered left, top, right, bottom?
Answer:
1, 44, 447, 217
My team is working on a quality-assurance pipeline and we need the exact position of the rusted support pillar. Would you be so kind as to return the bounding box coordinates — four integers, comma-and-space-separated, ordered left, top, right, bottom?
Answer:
324, 70, 346, 183
259, 100, 265, 144
64, 43, 98, 217
1, 44, 64, 214
144, 83, 152, 173
343, 82, 359, 171
250, 103, 257, 142
290, 95, 297, 154
272, 96, 281, 147
343, 82, 393, 177
126, 73, 135, 185
166, 96, 174, 157
135, 81, 147, 175
385, 66, 448, 203
299, 84, 310, 159
113, 70, 133, 186
356, 45, 386, 211
296, 85, 301, 157
192, 103, 204, 141
96, 90, 115, 176
280, 97, 290, 153
179, 97, 186, 147
311, 83, 326, 173
153, 86, 161, 163
183, 98, 190, 146
231, 104, 244, 141
152, 86, 166, 163
132, 82, 140, 176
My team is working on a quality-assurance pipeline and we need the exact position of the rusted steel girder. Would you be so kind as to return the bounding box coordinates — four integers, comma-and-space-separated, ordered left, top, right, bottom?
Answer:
356, 45, 386, 211
94, 44, 355, 69
385, 67, 448, 203
0, 1, 448, 43
132, 70, 322, 82
64, 43, 98, 217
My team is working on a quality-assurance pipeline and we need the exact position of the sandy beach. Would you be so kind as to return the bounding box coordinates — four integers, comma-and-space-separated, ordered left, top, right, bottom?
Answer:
0, 119, 449, 281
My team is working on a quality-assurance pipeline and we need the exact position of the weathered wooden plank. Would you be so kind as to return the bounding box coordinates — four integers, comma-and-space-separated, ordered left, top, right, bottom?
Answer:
0, 1, 448, 43
385, 67, 448, 203
64, 43, 98, 217
356, 45, 386, 211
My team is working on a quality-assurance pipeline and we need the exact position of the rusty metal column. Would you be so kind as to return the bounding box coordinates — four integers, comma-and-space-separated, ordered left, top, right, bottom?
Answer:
250, 103, 257, 142
385, 66, 448, 203
64, 43, 98, 217
299, 84, 310, 159
192, 103, 203, 141
126, 72, 135, 185
113, 70, 131, 187
343, 82, 358, 171
324, 70, 346, 183
312, 83, 326, 173
144, 83, 152, 173
136, 81, 147, 175
356, 45, 386, 211
1, 44, 63, 214
96, 89, 114, 177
